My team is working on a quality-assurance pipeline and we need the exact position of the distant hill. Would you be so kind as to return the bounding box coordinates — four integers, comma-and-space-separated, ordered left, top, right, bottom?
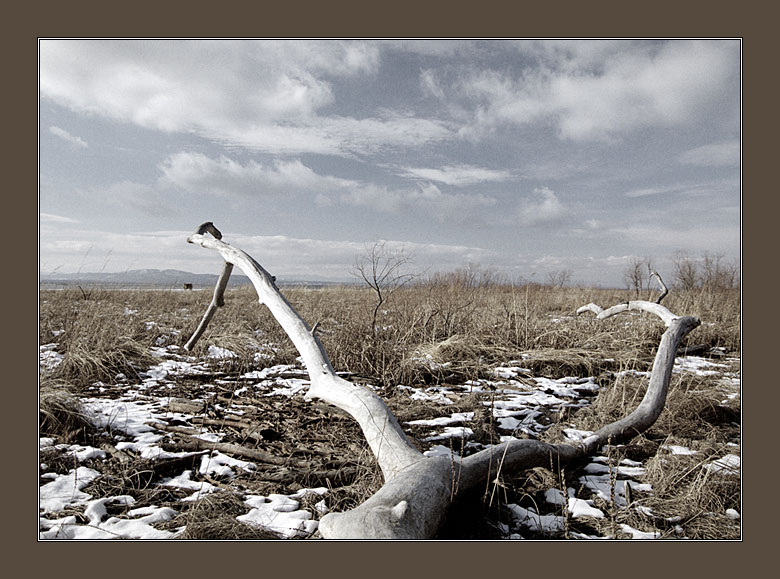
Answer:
39, 269, 349, 289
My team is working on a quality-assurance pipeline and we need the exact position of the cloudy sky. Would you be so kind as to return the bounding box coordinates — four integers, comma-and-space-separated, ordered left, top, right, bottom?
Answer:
38, 39, 741, 287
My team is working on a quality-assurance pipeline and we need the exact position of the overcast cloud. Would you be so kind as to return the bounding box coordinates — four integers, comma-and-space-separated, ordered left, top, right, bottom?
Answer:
39, 38, 740, 287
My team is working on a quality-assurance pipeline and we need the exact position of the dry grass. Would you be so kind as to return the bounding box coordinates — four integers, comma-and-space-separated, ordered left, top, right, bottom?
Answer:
171, 492, 282, 540
39, 379, 93, 444
39, 280, 740, 539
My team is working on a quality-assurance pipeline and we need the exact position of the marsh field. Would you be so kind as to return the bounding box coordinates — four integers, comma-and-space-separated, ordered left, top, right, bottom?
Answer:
38, 278, 741, 540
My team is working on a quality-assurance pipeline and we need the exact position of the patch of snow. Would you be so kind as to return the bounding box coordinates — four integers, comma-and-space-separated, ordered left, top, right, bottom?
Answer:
63, 444, 107, 462
563, 428, 595, 442
423, 444, 460, 459
663, 444, 698, 455
264, 378, 310, 397
493, 366, 531, 379
400, 386, 454, 405
674, 356, 728, 376
158, 470, 218, 501
544, 488, 566, 506
706, 454, 740, 476
39, 343, 64, 370
39, 467, 101, 512
568, 497, 605, 519
405, 412, 474, 427
40, 498, 178, 540
199, 451, 256, 477
208, 345, 237, 359
239, 494, 318, 538
507, 504, 565, 534
619, 523, 660, 539
579, 473, 651, 507
422, 426, 474, 442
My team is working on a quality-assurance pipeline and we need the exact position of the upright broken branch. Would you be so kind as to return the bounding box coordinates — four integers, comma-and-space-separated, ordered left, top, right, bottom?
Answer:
184, 261, 233, 351
649, 269, 669, 304
183, 223, 700, 539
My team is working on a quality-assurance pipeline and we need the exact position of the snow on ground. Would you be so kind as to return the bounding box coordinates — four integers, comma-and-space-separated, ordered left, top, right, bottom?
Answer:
39, 340, 740, 540
39, 344, 64, 371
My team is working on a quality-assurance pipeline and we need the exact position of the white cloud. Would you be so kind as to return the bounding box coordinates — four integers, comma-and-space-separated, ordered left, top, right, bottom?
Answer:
39, 39, 379, 126
517, 187, 565, 226
420, 69, 445, 100
158, 151, 497, 222
454, 40, 740, 141
158, 152, 354, 197
230, 232, 490, 280
624, 185, 682, 198
679, 140, 740, 167
49, 126, 87, 148
339, 181, 496, 222
608, 223, 740, 256
39, 224, 489, 281
40, 213, 79, 224
398, 163, 512, 186
38, 39, 452, 157
101, 181, 175, 216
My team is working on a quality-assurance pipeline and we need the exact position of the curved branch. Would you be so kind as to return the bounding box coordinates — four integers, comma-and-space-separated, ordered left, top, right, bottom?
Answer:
579, 299, 679, 327
461, 303, 700, 488
185, 230, 422, 480
576, 303, 603, 316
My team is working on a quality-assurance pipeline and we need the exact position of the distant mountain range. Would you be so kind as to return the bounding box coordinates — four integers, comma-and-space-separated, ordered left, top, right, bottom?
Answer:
39, 269, 348, 289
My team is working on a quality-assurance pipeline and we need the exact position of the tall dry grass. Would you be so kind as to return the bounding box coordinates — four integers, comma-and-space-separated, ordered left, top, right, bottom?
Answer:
39, 281, 739, 391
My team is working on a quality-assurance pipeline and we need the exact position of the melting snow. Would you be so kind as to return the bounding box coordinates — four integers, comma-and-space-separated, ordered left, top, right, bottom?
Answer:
39, 337, 740, 540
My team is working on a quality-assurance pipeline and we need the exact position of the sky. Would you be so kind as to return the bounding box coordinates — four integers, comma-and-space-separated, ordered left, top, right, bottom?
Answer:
38, 39, 741, 287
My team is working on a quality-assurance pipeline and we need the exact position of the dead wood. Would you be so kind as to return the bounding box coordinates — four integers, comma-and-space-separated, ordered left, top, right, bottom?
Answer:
182, 223, 701, 539
153, 425, 313, 468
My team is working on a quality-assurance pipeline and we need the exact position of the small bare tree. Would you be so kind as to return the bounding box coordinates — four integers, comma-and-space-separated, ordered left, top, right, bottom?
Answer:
672, 251, 739, 292
184, 224, 700, 539
701, 252, 739, 291
672, 250, 699, 291
546, 268, 573, 289
622, 257, 654, 299
350, 241, 416, 336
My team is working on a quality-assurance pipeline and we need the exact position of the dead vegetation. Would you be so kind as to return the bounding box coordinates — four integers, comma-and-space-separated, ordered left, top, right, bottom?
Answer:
39, 281, 740, 540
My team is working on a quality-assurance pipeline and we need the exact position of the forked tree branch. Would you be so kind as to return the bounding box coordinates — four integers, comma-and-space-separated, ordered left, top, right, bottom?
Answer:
183, 224, 700, 539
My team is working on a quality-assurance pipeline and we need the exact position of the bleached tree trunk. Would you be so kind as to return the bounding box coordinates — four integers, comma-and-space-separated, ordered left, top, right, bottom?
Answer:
184, 224, 700, 539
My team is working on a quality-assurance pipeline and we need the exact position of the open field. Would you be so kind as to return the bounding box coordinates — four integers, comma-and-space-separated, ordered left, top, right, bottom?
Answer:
38, 281, 741, 540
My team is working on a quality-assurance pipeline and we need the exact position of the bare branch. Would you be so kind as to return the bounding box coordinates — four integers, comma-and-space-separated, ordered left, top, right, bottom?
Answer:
576, 303, 603, 316
649, 269, 669, 304
183, 261, 233, 351
461, 301, 700, 486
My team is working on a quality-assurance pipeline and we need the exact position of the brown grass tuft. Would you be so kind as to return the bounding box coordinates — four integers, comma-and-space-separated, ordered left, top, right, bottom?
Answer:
173, 492, 282, 540
39, 379, 93, 443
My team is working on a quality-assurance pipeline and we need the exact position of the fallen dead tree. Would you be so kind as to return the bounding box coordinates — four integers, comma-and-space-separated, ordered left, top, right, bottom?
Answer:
183, 223, 701, 539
